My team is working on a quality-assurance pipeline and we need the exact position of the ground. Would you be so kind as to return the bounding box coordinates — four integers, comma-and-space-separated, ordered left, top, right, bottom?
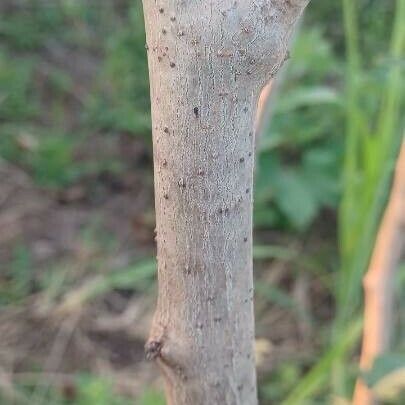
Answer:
0, 1, 403, 404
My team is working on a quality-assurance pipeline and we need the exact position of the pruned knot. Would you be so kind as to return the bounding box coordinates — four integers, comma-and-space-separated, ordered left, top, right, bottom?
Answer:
145, 339, 163, 360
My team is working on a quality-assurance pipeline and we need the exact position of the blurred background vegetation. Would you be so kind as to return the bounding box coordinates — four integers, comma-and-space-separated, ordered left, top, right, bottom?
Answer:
0, 0, 404, 404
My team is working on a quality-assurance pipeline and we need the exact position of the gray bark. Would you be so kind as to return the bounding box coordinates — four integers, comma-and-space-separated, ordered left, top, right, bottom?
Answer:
142, 1, 308, 404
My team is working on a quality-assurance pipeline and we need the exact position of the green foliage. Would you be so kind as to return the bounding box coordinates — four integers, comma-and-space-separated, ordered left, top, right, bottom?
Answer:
86, 3, 151, 135
0, 1, 403, 404
260, 364, 301, 404
332, 0, 405, 397
364, 353, 405, 388
10, 373, 134, 405
364, 354, 405, 405
338, 0, 405, 321
0, 0, 150, 191
0, 127, 79, 188
285, 0, 405, 402
0, 48, 38, 120
255, 28, 343, 231
55, 258, 157, 312
282, 319, 362, 405
0, 1, 64, 50
73, 374, 132, 405
0, 244, 32, 306
31, 135, 77, 187
137, 389, 166, 405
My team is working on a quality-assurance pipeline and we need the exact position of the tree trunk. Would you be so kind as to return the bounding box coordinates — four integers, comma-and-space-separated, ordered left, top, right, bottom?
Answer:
142, 1, 308, 404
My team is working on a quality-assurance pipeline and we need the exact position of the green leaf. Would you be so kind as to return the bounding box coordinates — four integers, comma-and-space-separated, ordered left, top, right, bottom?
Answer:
364, 354, 405, 404
302, 146, 341, 207
273, 169, 319, 230
275, 86, 341, 114
282, 319, 363, 405
364, 353, 405, 387
254, 154, 281, 205
253, 206, 279, 228
57, 259, 156, 312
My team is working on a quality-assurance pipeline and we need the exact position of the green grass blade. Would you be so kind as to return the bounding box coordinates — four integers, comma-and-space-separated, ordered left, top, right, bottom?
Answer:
281, 319, 362, 405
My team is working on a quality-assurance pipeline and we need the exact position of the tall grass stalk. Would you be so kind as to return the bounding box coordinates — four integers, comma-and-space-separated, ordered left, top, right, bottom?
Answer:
285, 0, 405, 401
338, 0, 405, 325
332, 0, 405, 395
334, 0, 405, 395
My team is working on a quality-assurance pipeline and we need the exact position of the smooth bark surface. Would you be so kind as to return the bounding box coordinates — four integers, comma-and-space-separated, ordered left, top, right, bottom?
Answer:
142, 1, 308, 404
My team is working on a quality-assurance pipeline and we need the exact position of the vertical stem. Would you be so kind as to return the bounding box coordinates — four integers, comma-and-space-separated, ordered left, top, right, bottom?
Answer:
353, 142, 405, 405
142, 3, 257, 404
340, 0, 362, 286
140, 1, 309, 403
334, 1, 363, 396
